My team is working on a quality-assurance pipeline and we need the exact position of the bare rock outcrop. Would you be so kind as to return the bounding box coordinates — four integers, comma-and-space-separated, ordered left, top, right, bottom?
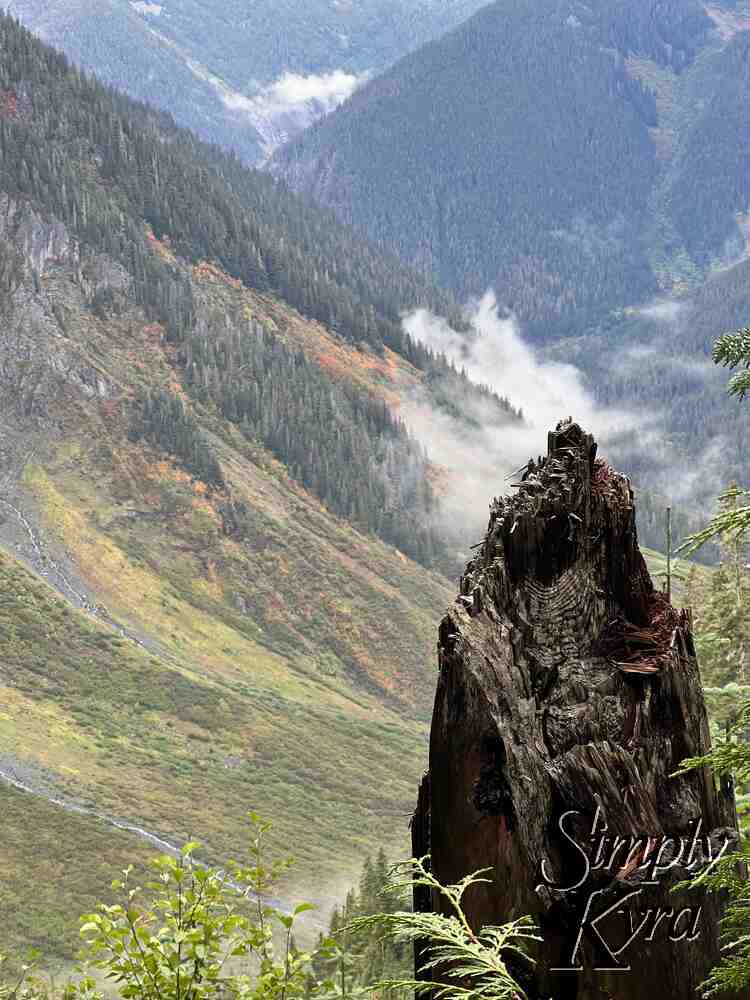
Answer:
0, 196, 121, 423
413, 420, 739, 999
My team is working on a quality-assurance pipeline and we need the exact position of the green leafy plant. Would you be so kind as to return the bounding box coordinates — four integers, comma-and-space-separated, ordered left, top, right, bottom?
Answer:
679, 485, 750, 559
674, 842, 750, 998
347, 856, 538, 1000
677, 326, 750, 555
1, 830, 535, 1000
675, 702, 750, 787
713, 328, 750, 401
0, 952, 49, 1000
68, 813, 319, 1000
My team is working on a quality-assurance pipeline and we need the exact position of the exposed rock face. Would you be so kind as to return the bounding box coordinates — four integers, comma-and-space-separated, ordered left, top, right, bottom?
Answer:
0, 196, 120, 424
413, 420, 739, 999
0, 193, 78, 274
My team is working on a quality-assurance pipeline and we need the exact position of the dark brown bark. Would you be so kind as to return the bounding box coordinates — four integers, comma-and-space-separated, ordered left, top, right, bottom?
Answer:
411, 771, 432, 982
415, 419, 741, 999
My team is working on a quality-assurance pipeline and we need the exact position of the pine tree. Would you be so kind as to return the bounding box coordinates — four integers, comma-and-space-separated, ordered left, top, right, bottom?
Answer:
129, 390, 223, 488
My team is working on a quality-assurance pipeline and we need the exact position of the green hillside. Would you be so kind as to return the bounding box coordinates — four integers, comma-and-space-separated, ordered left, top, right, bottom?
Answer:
0, 466, 445, 963
275, 0, 750, 323
0, 242, 456, 843
0, 8, 521, 567
0, 9, 475, 362
0, 11, 482, 969
0, 780, 159, 971
551, 253, 750, 503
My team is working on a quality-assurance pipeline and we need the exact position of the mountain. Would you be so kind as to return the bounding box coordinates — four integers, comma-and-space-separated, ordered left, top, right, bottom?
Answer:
0, 8, 725, 970
0, 215, 454, 959
0, 9, 527, 967
549, 253, 750, 491
8, 0, 489, 161
272, 0, 706, 334
272, 0, 750, 505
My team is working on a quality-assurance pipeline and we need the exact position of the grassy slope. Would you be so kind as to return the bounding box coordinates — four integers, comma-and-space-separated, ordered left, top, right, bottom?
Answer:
0, 545, 714, 971
0, 466, 713, 971
0, 780, 155, 972
641, 546, 711, 605
1, 538, 432, 965
0, 485, 440, 954
0, 253, 454, 967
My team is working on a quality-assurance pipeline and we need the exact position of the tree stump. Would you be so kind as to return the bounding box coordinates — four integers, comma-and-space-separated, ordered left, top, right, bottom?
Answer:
413, 419, 740, 999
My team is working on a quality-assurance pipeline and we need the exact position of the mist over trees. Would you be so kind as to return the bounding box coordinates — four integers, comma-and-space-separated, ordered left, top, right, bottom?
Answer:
271, 0, 750, 511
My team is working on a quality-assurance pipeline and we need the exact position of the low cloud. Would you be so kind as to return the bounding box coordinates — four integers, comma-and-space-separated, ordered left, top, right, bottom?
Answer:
401, 291, 648, 533
130, 1, 163, 15
399, 292, 734, 559
613, 341, 715, 379
647, 436, 730, 507
223, 69, 367, 154
622, 343, 657, 360
636, 298, 686, 324
256, 70, 364, 114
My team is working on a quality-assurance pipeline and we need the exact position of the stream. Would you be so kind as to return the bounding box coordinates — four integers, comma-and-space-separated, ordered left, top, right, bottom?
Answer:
0, 498, 287, 909
0, 762, 184, 856
0, 495, 187, 663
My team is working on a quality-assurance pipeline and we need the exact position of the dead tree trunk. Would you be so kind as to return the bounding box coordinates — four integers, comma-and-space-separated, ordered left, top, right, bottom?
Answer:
413, 419, 740, 999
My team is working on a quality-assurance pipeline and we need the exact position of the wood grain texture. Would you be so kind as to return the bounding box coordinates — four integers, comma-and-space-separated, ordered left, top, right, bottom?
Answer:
413, 420, 742, 999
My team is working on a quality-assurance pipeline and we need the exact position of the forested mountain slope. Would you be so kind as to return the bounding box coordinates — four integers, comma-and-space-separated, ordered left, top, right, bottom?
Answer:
0, 183, 461, 944
0, 9, 481, 358
0, 10, 524, 964
273, 0, 750, 506
546, 251, 750, 503
273, 0, 750, 329
273, 0, 713, 336
9, 0, 489, 161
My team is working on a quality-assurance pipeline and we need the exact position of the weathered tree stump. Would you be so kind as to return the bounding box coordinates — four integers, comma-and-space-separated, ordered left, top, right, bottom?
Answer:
413, 419, 740, 999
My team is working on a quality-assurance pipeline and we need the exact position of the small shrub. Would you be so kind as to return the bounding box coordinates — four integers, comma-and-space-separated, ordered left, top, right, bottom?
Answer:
1, 827, 535, 1000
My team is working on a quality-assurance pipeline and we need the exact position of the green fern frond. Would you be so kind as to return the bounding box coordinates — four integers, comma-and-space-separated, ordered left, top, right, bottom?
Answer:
677, 700, 750, 997
348, 857, 537, 1000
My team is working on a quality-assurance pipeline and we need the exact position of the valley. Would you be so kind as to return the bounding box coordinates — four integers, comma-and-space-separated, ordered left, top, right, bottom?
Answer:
2, 3, 750, 992
8, 0, 489, 162
272, 0, 750, 509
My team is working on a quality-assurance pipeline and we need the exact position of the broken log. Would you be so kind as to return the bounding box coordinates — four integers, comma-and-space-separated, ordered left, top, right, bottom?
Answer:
413, 419, 740, 999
